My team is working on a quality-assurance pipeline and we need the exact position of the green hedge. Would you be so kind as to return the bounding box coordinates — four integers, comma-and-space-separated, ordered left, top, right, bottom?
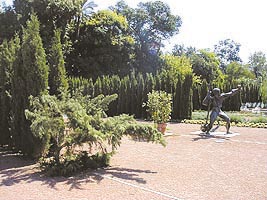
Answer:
69, 72, 193, 120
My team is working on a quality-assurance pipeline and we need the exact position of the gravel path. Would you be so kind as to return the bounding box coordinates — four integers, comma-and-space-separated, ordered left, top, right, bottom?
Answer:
1, 123, 266, 200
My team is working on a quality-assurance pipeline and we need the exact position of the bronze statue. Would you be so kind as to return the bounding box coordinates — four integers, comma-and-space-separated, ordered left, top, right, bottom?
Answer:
202, 85, 241, 134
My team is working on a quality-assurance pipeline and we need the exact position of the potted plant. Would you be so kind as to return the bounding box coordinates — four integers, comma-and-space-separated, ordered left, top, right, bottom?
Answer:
144, 90, 172, 134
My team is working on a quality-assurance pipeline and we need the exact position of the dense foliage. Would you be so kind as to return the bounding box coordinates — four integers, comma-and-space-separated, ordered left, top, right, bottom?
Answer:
68, 70, 194, 120
48, 29, 69, 97
0, 40, 13, 145
67, 10, 135, 77
144, 90, 172, 123
10, 14, 49, 156
25, 92, 165, 176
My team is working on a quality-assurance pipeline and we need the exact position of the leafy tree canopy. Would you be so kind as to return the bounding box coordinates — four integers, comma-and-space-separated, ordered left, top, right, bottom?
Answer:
112, 0, 182, 73
172, 44, 196, 57
160, 54, 192, 84
248, 51, 267, 78
214, 38, 242, 71
0, 0, 84, 49
225, 62, 255, 83
113, 0, 182, 45
67, 10, 135, 78
191, 49, 223, 84
13, 0, 84, 27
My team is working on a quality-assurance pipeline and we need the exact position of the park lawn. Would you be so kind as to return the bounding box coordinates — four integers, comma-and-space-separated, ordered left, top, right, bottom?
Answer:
183, 110, 267, 128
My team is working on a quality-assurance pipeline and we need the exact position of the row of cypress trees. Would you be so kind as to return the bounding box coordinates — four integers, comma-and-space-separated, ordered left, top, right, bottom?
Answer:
0, 14, 68, 156
69, 72, 194, 120
69, 75, 262, 120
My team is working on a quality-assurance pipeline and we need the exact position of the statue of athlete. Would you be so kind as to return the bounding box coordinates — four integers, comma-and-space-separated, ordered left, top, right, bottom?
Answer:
202, 85, 242, 134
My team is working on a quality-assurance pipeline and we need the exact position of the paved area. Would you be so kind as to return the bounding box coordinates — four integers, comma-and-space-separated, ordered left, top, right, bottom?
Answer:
0, 123, 267, 200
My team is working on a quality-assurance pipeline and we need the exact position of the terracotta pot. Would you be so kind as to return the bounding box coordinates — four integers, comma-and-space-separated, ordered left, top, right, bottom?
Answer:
157, 123, 167, 134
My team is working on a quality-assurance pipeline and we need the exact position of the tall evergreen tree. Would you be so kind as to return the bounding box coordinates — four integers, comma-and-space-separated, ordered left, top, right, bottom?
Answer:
129, 72, 138, 116
143, 73, 155, 119
85, 77, 94, 97
48, 29, 68, 98
173, 76, 182, 119
107, 75, 121, 116
12, 14, 49, 156
181, 75, 193, 119
21, 14, 49, 96
94, 77, 102, 97
0, 40, 14, 145
117, 76, 128, 114
136, 73, 145, 118
10, 35, 23, 150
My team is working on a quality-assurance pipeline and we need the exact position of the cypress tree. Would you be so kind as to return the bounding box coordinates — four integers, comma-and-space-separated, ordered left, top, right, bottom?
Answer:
0, 40, 14, 145
154, 73, 161, 91
117, 76, 127, 114
12, 14, 49, 156
124, 76, 131, 114
246, 84, 251, 103
164, 73, 173, 94
192, 85, 201, 110
182, 74, 193, 119
22, 14, 49, 97
255, 84, 260, 102
107, 75, 120, 116
173, 76, 182, 119
10, 36, 22, 149
87, 78, 94, 97
129, 72, 138, 116
225, 83, 234, 111
136, 73, 145, 118
142, 73, 155, 119
200, 80, 208, 110
102, 76, 111, 96
48, 29, 68, 98
94, 77, 102, 97
241, 85, 247, 104
172, 83, 178, 119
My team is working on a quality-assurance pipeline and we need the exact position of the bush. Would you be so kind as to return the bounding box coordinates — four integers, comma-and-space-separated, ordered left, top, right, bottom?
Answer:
144, 90, 172, 123
26, 91, 165, 176
40, 152, 112, 177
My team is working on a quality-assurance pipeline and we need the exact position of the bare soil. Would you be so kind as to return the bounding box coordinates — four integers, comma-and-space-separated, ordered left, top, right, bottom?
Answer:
1, 123, 267, 200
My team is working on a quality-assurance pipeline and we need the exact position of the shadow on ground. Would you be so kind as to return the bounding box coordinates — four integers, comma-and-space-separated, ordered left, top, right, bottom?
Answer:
96, 167, 157, 184
0, 146, 155, 190
0, 146, 35, 171
192, 134, 231, 141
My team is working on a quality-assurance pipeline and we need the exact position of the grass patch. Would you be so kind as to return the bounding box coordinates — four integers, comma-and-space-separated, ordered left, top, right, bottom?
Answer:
187, 110, 267, 128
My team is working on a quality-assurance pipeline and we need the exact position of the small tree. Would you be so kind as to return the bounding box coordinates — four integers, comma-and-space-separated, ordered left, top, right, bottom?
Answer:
26, 91, 165, 176
144, 90, 172, 134
144, 90, 172, 124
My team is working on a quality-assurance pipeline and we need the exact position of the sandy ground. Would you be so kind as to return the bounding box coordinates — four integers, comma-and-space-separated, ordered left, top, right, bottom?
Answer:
0, 123, 267, 200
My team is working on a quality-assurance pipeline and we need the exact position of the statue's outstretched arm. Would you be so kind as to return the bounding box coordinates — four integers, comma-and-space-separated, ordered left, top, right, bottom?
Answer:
222, 85, 242, 98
